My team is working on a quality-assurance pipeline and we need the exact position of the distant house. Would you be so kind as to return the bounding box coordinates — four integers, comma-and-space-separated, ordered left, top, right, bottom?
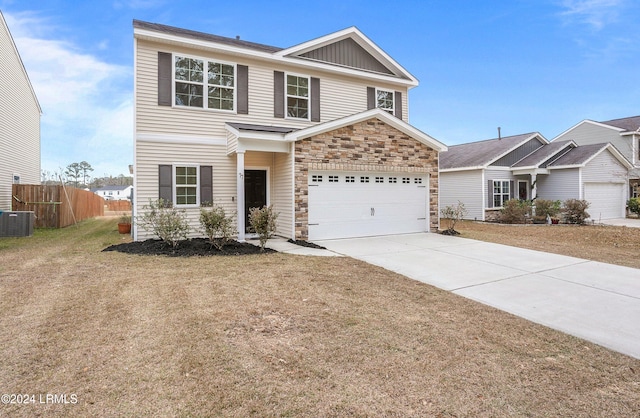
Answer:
132, 20, 447, 242
0, 11, 41, 211
553, 116, 640, 198
91, 185, 132, 201
439, 133, 631, 221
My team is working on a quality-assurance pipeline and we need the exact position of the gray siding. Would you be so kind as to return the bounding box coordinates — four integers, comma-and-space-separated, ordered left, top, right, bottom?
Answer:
491, 138, 544, 167
0, 14, 41, 210
440, 170, 484, 220
299, 38, 394, 75
536, 169, 580, 201
582, 149, 628, 184
556, 123, 634, 164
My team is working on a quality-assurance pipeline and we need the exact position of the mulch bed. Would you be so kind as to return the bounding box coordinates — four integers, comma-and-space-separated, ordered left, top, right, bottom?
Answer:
103, 238, 275, 256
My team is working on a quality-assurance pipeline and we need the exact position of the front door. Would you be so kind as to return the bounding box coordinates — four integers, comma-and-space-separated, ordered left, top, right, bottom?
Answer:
518, 181, 528, 200
244, 170, 267, 232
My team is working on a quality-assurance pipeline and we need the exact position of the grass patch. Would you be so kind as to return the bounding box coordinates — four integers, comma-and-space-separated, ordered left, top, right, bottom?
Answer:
0, 218, 638, 416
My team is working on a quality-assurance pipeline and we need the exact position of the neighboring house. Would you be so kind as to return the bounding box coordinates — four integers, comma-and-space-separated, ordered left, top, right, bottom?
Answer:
133, 21, 446, 242
0, 10, 41, 211
440, 133, 631, 221
553, 116, 640, 198
91, 185, 133, 201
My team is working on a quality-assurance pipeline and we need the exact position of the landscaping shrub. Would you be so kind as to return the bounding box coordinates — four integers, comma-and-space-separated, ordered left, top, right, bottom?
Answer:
533, 199, 561, 223
562, 199, 590, 224
200, 204, 236, 250
136, 199, 190, 248
440, 201, 467, 235
499, 199, 532, 224
628, 197, 640, 216
248, 205, 278, 251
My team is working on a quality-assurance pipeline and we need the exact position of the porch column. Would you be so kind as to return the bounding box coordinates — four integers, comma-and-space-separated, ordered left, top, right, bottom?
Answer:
531, 173, 537, 200
236, 151, 246, 242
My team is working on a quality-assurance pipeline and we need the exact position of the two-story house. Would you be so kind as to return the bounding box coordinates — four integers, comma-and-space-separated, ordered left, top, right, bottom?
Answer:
553, 116, 640, 199
91, 185, 133, 201
133, 20, 446, 242
0, 11, 41, 211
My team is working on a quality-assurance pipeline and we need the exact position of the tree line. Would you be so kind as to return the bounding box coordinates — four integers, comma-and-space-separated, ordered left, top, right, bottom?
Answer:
41, 161, 133, 189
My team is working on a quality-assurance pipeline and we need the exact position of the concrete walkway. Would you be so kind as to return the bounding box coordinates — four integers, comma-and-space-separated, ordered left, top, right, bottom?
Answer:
315, 233, 640, 359
600, 218, 640, 228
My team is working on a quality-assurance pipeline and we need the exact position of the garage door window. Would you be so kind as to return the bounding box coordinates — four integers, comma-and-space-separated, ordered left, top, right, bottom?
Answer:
360, 176, 370, 183
346, 176, 355, 183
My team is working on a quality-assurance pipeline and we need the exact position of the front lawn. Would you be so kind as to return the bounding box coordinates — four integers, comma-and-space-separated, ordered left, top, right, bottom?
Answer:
0, 218, 638, 416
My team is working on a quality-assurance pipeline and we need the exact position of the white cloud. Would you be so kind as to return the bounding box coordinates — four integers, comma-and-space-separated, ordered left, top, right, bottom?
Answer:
559, 0, 625, 30
4, 11, 133, 176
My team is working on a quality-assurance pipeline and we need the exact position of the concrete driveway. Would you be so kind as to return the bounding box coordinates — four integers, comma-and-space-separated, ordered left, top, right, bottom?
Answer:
315, 233, 640, 359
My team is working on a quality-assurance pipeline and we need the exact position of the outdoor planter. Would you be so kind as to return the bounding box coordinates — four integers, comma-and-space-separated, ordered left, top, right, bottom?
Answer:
118, 223, 131, 234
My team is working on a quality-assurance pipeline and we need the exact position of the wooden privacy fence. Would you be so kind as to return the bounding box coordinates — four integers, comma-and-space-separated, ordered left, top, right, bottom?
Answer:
105, 200, 131, 212
12, 184, 105, 228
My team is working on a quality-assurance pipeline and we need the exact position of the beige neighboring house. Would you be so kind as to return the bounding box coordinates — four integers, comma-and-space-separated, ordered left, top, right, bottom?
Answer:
0, 11, 42, 211
133, 21, 447, 242
553, 116, 640, 199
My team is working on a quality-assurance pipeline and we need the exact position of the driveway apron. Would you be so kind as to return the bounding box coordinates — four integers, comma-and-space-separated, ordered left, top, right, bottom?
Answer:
316, 233, 640, 359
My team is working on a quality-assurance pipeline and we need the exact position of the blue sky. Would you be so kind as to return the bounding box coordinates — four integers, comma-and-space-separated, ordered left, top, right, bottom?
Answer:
2, 0, 639, 178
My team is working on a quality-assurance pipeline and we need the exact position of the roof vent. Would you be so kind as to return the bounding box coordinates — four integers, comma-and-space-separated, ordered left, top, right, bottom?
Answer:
498, 127, 501, 140
236, 35, 240, 40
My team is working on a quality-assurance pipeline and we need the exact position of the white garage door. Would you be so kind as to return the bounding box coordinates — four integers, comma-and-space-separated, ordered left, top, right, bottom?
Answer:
583, 182, 625, 221
308, 171, 429, 240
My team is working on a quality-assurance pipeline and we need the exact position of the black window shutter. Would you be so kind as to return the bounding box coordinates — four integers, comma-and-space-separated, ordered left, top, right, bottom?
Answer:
509, 180, 515, 200
394, 91, 403, 119
274, 71, 284, 118
200, 166, 213, 205
237, 65, 248, 114
158, 52, 172, 106
159, 165, 173, 204
487, 180, 494, 208
310, 77, 320, 122
367, 87, 375, 110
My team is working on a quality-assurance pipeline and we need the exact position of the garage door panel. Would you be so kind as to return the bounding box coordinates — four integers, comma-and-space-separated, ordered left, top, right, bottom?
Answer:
308, 171, 428, 240
583, 183, 624, 220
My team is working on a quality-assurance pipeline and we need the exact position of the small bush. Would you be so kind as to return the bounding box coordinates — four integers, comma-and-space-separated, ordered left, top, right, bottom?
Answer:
499, 199, 532, 224
534, 199, 562, 218
136, 199, 190, 248
628, 197, 640, 216
200, 204, 236, 250
440, 201, 467, 235
562, 199, 590, 224
248, 205, 278, 251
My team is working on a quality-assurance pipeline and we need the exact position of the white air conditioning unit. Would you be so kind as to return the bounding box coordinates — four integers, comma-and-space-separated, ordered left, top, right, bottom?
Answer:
0, 211, 35, 237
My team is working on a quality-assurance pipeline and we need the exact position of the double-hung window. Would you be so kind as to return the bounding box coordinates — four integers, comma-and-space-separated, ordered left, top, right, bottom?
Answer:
175, 55, 235, 111
286, 74, 309, 119
376, 88, 394, 114
493, 180, 510, 208
175, 166, 198, 206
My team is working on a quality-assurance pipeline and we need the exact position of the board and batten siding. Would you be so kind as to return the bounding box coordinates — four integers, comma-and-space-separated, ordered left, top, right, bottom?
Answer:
439, 170, 484, 220
135, 39, 409, 140
536, 169, 580, 201
0, 14, 40, 210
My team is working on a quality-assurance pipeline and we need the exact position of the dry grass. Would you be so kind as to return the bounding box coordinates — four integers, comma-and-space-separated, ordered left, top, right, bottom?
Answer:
450, 220, 640, 269
0, 218, 639, 417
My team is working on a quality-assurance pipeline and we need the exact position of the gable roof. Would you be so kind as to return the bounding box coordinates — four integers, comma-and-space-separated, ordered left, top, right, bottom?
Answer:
284, 108, 447, 152
598, 116, 640, 133
91, 185, 132, 192
0, 11, 42, 114
439, 133, 544, 170
512, 140, 576, 169
133, 20, 417, 86
547, 143, 632, 169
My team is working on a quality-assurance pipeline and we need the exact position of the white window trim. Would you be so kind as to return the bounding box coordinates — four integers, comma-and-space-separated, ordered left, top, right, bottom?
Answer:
285, 72, 310, 121
492, 180, 511, 208
375, 87, 395, 114
173, 164, 200, 207
173, 53, 237, 113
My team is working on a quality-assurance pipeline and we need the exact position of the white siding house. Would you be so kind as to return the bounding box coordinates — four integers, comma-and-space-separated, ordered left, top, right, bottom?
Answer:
0, 11, 41, 211
133, 21, 446, 242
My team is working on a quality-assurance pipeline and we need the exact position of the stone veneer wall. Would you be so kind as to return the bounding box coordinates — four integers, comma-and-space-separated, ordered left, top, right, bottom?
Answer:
294, 118, 440, 239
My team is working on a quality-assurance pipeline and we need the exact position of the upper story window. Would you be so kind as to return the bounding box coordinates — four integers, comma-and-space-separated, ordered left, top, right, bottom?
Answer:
376, 88, 394, 114
175, 55, 235, 111
286, 74, 309, 119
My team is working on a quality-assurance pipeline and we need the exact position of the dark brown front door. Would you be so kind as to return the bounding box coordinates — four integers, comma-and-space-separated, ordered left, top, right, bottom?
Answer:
245, 170, 267, 232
